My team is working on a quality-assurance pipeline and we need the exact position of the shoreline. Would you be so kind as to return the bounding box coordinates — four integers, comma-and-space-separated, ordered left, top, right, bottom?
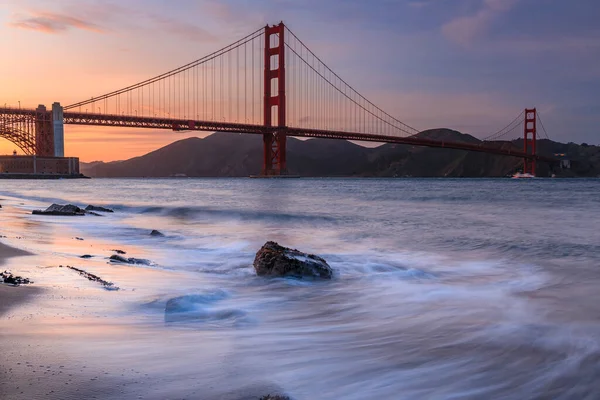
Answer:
0, 242, 39, 317
0, 173, 89, 179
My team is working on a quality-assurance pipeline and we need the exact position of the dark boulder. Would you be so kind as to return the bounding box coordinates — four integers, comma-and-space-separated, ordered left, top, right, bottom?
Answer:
253, 241, 333, 279
80, 254, 93, 259
1, 270, 33, 285
109, 254, 152, 265
85, 205, 114, 213
109, 254, 129, 263
111, 249, 127, 255
32, 204, 85, 216
150, 230, 165, 237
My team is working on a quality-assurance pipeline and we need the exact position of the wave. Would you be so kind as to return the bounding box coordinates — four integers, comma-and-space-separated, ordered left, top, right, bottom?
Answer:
134, 205, 338, 224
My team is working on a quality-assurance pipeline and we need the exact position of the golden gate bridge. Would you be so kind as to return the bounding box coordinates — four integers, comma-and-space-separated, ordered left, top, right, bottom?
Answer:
0, 22, 553, 176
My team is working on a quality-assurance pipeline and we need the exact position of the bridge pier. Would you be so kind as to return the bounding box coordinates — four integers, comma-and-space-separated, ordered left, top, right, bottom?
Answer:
262, 22, 287, 176
52, 102, 64, 157
34, 103, 65, 157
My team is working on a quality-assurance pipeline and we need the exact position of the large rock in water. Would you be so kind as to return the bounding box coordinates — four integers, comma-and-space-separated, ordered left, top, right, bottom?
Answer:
253, 241, 333, 279
32, 204, 85, 216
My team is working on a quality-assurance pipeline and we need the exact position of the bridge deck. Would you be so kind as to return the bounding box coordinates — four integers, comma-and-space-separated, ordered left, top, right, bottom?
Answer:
1, 107, 553, 162
61, 111, 553, 162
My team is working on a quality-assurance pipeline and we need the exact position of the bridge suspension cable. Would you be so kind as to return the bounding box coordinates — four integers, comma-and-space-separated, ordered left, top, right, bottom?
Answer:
65, 27, 267, 125
284, 26, 419, 137
536, 111, 551, 140
482, 110, 525, 141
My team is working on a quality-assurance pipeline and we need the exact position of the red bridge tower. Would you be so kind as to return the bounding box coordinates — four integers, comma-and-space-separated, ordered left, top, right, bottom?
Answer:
523, 108, 537, 176
263, 22, 287, 176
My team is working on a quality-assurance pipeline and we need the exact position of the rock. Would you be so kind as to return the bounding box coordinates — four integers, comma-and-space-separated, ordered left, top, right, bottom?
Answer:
111, 249, 127, 255
109, 255, 151, 265
109, 254, 129, 263
80, 255, 93, 259
165, 295, 205, 317
63, 265, 119, 290
85, 205, 114, 213
32, 203, 85, 216
1, 270, 33, 285
164, 292, 244, 323
150, 230, 165, 237
253, 241, 333, 279
86, 211, 102, 216
75, 237, 84, 241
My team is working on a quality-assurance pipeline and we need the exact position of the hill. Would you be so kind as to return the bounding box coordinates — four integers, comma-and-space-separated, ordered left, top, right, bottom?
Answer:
81, 130, 600, 178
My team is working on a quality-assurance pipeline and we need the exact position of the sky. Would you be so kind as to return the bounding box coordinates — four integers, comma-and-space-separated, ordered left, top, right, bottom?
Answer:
1, 0, 599, 161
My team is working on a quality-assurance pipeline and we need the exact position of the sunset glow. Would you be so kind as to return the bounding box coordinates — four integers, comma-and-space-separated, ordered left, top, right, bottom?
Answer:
1, 0, 599, 161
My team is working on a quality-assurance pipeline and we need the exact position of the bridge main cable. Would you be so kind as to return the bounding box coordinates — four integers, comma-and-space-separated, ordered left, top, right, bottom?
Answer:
283, 26, 420, 138
64, 27, 265, 111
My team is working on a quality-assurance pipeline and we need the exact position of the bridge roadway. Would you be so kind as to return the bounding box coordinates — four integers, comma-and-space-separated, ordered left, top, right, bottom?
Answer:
2, 108, 554, 163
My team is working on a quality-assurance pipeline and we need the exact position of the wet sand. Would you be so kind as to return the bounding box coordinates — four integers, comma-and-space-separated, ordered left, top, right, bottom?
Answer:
0, 241, 289, 400
0, 242, 37, 317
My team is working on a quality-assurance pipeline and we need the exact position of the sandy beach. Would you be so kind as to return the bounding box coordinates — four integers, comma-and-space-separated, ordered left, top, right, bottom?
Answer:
0, 207, 292, 400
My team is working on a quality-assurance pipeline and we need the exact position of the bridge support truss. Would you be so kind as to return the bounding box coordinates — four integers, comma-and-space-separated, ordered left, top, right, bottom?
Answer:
262, 22, 287, 176
523, 108, 537, 176
0, 103, 64, 157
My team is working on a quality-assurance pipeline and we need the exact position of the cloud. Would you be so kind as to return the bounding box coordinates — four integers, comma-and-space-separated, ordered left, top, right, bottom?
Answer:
442, 0, 519, 46
8, 11, 103, 34
6, 2, 227, 42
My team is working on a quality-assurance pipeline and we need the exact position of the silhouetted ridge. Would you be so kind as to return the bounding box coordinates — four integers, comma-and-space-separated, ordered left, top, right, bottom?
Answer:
81, 131, 599, 178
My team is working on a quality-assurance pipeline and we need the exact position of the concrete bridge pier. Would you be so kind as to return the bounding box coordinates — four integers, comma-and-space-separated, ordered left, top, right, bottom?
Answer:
34, 102, 64, 157
52, 102, 64, 157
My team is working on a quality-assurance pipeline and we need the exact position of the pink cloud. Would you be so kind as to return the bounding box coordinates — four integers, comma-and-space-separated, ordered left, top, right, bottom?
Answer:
8, 11, 103, 34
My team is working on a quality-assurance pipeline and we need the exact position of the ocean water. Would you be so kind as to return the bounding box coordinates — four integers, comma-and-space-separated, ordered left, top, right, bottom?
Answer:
1, 178, 600, 399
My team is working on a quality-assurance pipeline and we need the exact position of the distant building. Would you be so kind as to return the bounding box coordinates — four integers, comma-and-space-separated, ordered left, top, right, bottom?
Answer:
554, 153, 571, 169
0, 155, 80, 176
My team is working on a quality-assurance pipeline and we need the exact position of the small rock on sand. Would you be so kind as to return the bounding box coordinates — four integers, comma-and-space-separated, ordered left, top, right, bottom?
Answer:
62, 265, 119, 290
1, 270, 33, 285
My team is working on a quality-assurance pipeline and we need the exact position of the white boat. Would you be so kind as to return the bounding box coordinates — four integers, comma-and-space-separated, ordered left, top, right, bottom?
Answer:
511, 172, 535, 179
